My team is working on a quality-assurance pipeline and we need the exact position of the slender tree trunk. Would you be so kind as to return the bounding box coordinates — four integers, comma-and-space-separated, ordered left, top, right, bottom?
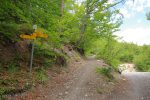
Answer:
59, 0, 64, 36
76, 1, 90, 46
61, 0, 64, 17
106, 32, 113, 63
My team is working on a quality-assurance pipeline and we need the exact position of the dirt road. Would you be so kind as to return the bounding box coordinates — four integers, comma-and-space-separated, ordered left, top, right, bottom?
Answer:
108, 72, 150, 100
123, 72, 150, 100
54, 60, 150, 100
8, 59, 110, 100
8, 59, 150, 100
44, 61, 150, 100
54, 59, 107, 100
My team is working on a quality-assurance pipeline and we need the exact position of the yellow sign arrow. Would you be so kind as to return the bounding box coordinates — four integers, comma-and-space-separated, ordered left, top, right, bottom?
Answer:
20, 30, 48, 39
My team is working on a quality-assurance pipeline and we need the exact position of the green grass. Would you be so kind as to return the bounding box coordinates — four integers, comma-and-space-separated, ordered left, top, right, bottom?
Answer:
7, 62, 19, 73
6, 56, 21, 73
0, 95, 4, 100
43, 59, 54, 69
36, 68, 49, 84
96, 67, 114, 81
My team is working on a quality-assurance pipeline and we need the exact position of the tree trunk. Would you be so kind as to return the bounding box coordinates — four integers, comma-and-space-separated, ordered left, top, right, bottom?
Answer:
59, 0, 64, 36
61, 0, 64, 16
76, 1, 90, 46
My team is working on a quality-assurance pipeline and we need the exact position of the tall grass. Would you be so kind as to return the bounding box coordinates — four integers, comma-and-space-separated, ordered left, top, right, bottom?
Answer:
96, 67, 114, 81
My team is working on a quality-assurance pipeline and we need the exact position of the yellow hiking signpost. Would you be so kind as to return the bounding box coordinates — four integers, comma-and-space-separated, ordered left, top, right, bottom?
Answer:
20, 26, 48, 75
20, 30, 48, 40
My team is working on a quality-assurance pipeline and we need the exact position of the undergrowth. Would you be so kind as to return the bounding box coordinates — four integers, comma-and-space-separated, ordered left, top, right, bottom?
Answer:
35, 68, 49, 84
7, 62, 19, 73
96, 67, 114, 81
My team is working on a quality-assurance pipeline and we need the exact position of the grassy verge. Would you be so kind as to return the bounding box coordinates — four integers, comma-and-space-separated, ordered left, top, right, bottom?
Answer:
96, 66, 121, 95
96, 67, 115, 82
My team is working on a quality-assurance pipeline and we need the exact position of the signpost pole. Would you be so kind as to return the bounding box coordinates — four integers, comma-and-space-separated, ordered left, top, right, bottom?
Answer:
29, 40, 34, 75
29, 25, 37, 75
19, 25, 48, 75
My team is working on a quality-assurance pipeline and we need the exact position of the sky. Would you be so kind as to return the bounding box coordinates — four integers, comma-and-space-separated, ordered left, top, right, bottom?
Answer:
113, 0, 150, 45
77, 0, 150, 45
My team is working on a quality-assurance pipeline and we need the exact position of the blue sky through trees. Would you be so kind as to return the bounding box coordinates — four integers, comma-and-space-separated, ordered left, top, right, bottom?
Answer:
76, 0, 150, 45
114, 0, 150, 45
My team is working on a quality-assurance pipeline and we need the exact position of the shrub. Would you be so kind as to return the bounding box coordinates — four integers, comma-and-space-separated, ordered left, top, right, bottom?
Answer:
7, 62, 19, 73
43, 59, 54, 68
0, 22, 33, 43
108, 59, 120, 70
133, 54, 150, 71
96, 67, 114, 81
119, 54, 134, 63
0, 22, 19, 42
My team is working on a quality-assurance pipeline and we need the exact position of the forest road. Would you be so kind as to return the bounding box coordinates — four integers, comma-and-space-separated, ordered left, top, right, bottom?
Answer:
109, 72, 150, 100
53, 59, 107, 100
123, 72, 150, 100
48, 60, 150, 100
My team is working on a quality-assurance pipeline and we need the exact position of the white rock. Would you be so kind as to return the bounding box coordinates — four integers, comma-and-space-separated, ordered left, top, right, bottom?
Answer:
65, 91, 68, 94
85, 94, 88, 97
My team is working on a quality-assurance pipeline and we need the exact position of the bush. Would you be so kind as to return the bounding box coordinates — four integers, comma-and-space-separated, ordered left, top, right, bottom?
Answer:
7, 62, 19, 73
34, 48, 56, 59
34, 46, 68, 67
134, 54, 150, 71
96, 67, 114, 81
43, 59, 54, 68
0, 22, 19, 42
119, 54, 133, 62
0, 22, 33, 43
18, 23, 33, 34
109, 59, 120, 70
